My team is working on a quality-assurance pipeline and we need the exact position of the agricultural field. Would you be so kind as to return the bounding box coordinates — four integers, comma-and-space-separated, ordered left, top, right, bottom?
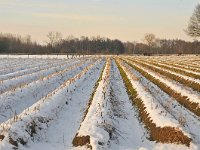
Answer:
0, 55, 199, 150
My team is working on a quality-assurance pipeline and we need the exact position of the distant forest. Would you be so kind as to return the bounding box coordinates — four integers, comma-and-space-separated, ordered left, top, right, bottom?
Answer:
0, 32, 200, 55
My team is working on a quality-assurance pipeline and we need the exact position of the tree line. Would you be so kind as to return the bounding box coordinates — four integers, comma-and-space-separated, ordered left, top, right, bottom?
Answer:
125, 36, 200, 55
0, 33, 125, 54
0, 32, 200, 55
1, 3, 200, 55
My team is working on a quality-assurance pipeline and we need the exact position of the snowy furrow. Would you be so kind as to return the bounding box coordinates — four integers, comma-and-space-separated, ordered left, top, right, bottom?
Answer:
24, 59, 105, 150
0, 54, 83, 59
128, 56, 200, 67
0, 58, 73, 81
125, 59, 200, 106
159, 63, 200, 73
173, 63, 200, 71
116, 58, 192, 147
0, 58, 58, 75
0, 55, 82, 76
131, 59, 200, 85
134, 58, 200, 75
108, 59, 153, 150
0, 58, 37, 69
0, 58, 96, 124
145, 60, 200, 77
0, 58, 84, 94
73, 58, 152, 150
119, 60, 185, 129
134, 56, 200, 70
0, 58, 101, 150
0, 55, 199, 150
73, 58, 113, 150
122, 60, 200, 145
0, 58, 24, 69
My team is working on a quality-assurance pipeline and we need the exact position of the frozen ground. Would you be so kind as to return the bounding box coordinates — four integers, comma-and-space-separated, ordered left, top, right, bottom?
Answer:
0, 55, 199, 150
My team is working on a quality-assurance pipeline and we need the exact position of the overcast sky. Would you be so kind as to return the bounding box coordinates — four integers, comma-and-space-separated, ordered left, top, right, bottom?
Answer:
0, 0, 199, 43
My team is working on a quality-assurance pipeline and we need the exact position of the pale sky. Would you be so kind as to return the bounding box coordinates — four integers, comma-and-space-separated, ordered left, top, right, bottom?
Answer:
0, 0, 199, 43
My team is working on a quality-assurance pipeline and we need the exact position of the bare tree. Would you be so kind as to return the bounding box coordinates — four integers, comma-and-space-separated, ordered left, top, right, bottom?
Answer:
186, 4, 200, 38
144, 33, 156, 47
46, 31, 62, 53
46, 32, 62, 50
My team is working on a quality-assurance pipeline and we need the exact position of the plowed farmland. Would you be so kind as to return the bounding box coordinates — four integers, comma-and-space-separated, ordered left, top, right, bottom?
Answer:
0, 55, 199, 150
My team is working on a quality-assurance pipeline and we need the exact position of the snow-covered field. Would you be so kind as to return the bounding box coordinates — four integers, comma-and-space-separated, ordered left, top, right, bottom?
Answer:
0, 55, 199, 150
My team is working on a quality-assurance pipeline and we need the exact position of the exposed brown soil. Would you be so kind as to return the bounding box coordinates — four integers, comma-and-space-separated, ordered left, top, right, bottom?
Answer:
72, 134, 92, 149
